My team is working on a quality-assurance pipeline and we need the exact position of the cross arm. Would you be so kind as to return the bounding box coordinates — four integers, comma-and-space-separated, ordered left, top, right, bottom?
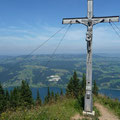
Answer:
62, 17, 88, 26
62, 16, 119, 26
92, 16, 119, 25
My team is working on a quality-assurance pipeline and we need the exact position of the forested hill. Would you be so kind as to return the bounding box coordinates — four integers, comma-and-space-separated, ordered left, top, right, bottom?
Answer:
0, 54, 120, 89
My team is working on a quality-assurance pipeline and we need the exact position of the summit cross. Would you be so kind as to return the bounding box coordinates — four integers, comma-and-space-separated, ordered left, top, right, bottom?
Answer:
62, 0, 119, 115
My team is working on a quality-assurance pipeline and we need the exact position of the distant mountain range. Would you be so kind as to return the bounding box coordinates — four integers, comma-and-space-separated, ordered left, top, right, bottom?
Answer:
0, 54, 120, 90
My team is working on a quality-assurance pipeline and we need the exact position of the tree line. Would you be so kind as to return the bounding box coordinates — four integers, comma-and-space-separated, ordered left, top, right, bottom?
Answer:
0, 81, 64, 114
0, 71, 98, 114
66, 71, 98, 97
66, 71, 98, 108
0, 81, 34, 114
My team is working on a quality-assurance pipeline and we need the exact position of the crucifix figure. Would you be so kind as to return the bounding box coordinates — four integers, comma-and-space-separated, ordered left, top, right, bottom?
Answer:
62, 0, 119, 115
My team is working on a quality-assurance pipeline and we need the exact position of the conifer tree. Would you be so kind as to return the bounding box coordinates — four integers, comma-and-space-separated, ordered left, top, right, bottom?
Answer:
36, 89, 42, 106
5, 89, 10, 109
37, 89, 40, 100
47, 87, 50, 100
10, 87, 21, 108
81, 73, 86, 95
66, 71, 80, 98
47, 87, 50, 102
60, 89, 63, 96
20, 80, 33, 106
44, 96, 48, 104
51, 91, 54, 98
93, 80, 98, 96
66, 77, 74, 96
10, 87, 20, 108
0, 83, 5, 113
55, 92, 59, 101
50, 91, 54, 101
44, 87, 50, 104
5, 89, 9, 101
72, 71, 80, 98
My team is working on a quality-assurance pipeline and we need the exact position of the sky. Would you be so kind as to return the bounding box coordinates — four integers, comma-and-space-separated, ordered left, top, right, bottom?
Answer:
0, 0, 120, 55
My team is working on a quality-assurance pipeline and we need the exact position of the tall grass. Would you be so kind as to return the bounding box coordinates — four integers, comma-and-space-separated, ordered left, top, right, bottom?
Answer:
95, 95, 120, 118
0, 98, 81, 120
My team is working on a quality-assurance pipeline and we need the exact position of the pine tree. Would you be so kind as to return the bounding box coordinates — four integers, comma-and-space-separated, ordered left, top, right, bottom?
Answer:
66, 77, 74, 96
36, 89, 42, 106
5, 90, 9, 101
55, 92, 59, 102
60, 89, 63, 96
66, 71, 80, 98
10, 87, 21, 108
73, 71, 80, 98
47, 87, 50, 102
37, 89, 40, 100
93, 80, 98, 96
50, 91, 54, 101
47, 87, 50, 100
81, 73, 86, 95
44, 87, 50, 104
10, 87, 18, 108
20, 80, 33, 107
5, 89, 10, 109
44, 96, 48, 104
0, 83, 5, 113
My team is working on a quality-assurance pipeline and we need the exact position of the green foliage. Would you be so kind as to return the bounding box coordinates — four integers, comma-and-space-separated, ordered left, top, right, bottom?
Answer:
55, 92, 60, 102
44, 88, 64, 104
74, 95, 84, 111
20, 80, 33, 107
0, 98, 80, 120
0, 83, 5, 113
60, 88, 63, 96
50, 91, 55, 102
66, 71, 81, 98
0, 81, 34, 114
81, 73, 86, 95
44, 87, 51, 104
96, 95, 120, 118
5, 90, 9, 101
66, 72, 87, 111
10, 87, 21, 108
5, 90, 10, 109
36, 89, 42, 106
93, 80, 99, 96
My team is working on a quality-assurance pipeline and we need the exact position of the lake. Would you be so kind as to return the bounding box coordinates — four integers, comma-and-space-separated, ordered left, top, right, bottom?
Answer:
31, 87, 66, 101
7, 87, 120, 101
31, 87, 120, 101
99, 89, 120, 100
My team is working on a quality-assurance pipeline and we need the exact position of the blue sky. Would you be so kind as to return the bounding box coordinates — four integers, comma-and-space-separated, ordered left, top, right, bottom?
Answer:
0, 0, 120, 55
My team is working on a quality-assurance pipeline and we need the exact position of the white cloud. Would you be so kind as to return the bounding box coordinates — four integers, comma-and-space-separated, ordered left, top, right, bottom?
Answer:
0, 23, 120, 55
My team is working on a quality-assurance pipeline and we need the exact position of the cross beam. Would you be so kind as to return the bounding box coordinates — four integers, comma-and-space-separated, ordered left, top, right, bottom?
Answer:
62, 16, 119, 25
62, 0, 119, 114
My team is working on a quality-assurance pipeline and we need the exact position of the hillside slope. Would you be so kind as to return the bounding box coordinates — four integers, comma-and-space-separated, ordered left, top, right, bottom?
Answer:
1, 97, 101, 120
0, 54, 120, 89
1, 96, 119, 120
0, 98, 80, 120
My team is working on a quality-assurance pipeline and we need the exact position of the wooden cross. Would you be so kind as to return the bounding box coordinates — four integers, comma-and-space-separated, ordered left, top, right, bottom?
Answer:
62, 0, 119, 114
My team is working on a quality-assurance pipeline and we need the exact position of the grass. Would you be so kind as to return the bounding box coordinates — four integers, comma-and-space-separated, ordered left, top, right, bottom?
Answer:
0, 97, 101, 120
95, 95, 120, 119
0, 98, 81, 120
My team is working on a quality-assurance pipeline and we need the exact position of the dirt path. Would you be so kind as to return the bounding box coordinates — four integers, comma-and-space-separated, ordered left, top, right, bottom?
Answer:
95, 103, 119, 120
71, 103, 119, 120
71, 114, 84, 120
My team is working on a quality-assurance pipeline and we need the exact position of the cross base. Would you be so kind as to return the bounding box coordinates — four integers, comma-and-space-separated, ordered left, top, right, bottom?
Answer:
83, 111, 95, 116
